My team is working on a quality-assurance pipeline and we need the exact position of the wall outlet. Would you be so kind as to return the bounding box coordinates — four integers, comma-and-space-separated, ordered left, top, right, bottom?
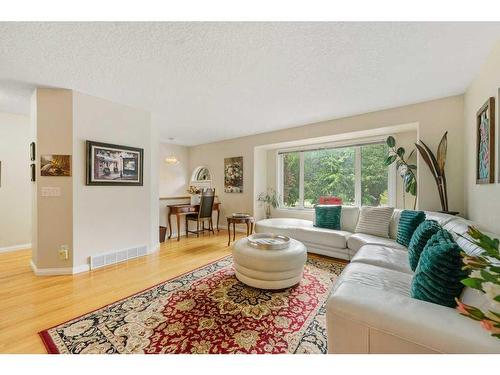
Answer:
59, 245, 69, 260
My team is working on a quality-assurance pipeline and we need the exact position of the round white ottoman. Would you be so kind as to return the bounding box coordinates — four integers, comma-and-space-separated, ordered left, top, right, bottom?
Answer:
231, 237, 307, 290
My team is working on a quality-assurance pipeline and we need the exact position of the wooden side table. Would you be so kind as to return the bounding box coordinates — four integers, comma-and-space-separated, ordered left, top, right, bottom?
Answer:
227, 216, 255, 246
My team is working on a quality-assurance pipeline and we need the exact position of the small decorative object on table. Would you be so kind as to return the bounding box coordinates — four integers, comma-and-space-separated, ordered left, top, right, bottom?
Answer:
456, 226, 500, 339
247, 233, 290, 250
257, 188, 279, 219
232, 212, 250, 218
187, 185, 201, 205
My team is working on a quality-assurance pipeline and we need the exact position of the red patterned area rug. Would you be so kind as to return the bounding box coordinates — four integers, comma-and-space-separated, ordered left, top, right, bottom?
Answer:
39, 256, 345, 354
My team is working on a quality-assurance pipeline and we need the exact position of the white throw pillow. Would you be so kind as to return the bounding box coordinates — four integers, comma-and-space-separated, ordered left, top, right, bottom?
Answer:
355, 206, 395, 238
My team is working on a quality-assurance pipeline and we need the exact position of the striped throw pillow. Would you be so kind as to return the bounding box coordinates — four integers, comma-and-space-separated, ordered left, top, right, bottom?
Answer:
355, 206, 395, 238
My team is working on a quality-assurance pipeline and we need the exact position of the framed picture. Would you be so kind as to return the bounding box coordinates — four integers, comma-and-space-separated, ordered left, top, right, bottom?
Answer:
224, 156, 243, 193
30, 142, 36, 161
41, 155, 72, 176
30, 163, 35, 182
86, 141, 143, 186
476, 97, 495, 184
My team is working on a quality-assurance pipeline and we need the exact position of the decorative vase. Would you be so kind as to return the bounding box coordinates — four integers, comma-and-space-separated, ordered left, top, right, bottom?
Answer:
265, 205, 271, 219
190, 194, 201, 205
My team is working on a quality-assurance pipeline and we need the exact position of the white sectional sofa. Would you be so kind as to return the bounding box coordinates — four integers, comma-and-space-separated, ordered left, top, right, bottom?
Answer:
255, 207, 500, 353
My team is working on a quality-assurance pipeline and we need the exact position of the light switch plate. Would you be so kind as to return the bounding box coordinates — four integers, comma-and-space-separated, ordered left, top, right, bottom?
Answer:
41, 187, 61, 197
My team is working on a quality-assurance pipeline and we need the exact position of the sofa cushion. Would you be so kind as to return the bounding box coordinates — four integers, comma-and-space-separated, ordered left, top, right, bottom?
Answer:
348, 233, 406, 252
351, 245, 412, 274
355, 206, 394, 238
442, 218, 498, 257
397, 210, 426, 247
314, 205, 341, 230
332, 262, 412, 296
389, 209, 402, 240
340, 206, 360, 232
408, 220, 441, 271
295, 226, 350, 249
411, 229, 468, 308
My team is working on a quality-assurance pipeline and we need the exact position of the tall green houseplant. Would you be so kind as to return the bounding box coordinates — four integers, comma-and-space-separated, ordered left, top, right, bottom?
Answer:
385, 136, 417, 209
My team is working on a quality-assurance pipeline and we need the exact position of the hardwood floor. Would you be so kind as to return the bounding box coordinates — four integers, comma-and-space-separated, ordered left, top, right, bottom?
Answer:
0, 230, 245, 353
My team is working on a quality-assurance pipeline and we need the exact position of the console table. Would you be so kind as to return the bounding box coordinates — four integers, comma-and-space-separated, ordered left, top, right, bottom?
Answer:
167, 202, 221, 241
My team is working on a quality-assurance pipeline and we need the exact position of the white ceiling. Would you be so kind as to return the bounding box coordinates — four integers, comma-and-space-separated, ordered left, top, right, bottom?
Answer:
1, 22, 500, 146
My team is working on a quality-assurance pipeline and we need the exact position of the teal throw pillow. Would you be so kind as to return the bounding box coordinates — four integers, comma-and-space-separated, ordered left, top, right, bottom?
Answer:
408, 220, 441, 271
397, 210, 426, 247
410, 229, 468, 308
314, 205, 342, 230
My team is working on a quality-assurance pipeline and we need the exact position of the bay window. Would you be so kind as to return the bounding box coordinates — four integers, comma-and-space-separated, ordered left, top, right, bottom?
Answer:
278, 141, 394, 209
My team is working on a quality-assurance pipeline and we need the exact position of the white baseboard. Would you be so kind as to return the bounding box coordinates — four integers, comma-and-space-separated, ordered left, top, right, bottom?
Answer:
30, 260, 90, 276
0, 243, 31, 253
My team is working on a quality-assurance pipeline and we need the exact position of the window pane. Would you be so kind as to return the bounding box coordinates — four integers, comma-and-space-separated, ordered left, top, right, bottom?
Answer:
361, 143, 389, 206
303, 147, 355, 208
281, 152, 300, 207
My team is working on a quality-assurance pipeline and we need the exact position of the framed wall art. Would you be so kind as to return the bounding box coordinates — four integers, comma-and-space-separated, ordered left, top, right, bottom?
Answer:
40, 155, 72, 176
224, 156, 243, 193
86, 141, 143, 186
476, 97, 495, 184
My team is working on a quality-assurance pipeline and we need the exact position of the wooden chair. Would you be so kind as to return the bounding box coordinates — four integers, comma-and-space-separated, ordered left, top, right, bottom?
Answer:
186, 188, 215, 237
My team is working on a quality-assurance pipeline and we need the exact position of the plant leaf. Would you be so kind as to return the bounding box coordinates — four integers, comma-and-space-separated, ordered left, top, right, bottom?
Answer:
384, 155, 397, 166
415, 143, 438, 178
420, 140, 441, 177
461, 277, 483, 290
437, 131, 448, 175
396, 147, 405, 158
386, 136, 395, 148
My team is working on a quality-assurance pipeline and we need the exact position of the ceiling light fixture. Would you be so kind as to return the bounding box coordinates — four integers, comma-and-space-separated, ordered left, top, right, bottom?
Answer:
165, 155, 179, 165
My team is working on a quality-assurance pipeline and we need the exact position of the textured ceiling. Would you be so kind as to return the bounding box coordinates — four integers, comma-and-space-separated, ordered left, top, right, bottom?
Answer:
1, 22, 500, 145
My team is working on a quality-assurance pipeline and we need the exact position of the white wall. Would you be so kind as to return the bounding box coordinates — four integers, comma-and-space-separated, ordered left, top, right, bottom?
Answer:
189, 96, 464, 221
72, 91, 156, 269
0, 112, 31, 250
464, 40, 500, 234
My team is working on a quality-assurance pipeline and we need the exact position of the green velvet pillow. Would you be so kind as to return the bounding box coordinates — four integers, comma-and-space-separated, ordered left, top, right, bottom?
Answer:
407, 220, 441, 271
314, 205, 342, 230
410, 229, 468, 308
397, 210, 426, 247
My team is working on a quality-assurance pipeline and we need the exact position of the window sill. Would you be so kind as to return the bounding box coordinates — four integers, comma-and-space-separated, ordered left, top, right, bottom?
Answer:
276, 207, 315, 212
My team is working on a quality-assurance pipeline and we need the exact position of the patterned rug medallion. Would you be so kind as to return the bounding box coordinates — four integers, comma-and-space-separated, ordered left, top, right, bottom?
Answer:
39, 256, 345, 354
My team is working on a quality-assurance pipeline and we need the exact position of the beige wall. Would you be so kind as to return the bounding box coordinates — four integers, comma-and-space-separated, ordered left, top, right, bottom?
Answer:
464, 40, 500, 234
159, 143, 190, 197
32, 89, 74, 269
189, 96, 464, 221
0, 112, 31, 250
31, 89, 157, 273
158, 143, 191, 235
72, 91, 155, 268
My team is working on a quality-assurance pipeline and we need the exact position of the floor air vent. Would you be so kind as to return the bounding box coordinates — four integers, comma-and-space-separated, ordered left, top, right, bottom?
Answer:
90, 245, 149, 270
